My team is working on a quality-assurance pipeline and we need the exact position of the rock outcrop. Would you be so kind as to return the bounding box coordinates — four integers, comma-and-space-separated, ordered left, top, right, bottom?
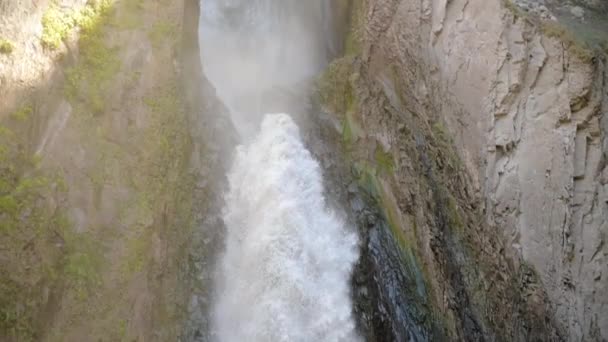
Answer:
321, 0, 607, 340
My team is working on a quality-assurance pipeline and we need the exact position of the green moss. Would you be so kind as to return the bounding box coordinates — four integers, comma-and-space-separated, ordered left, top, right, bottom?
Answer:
0, 39, 14, 54
341, 108, 363, 148
317, 57, 357, 115
10, 104, 33, 122
1, 279, 37, 341
356, 163, 432, 308
118, 319, 128, 340
123, 227, 152, 274
64, 250, 103, 300
446, 193, 465, 232
57, 214, 104, 301
356, 163, 408, 247
375, 146, 394, 175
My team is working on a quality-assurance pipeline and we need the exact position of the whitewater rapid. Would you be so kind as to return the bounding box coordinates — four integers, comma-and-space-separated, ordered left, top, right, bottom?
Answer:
213, 114, 360, 342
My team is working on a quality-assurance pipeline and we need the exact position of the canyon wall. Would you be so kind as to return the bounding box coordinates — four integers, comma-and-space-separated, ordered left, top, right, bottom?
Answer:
321, 0, 606, 340
0, 0, 227, 340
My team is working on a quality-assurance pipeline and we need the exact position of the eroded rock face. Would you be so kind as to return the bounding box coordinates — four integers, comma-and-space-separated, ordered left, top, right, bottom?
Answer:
323, 0, 606, 340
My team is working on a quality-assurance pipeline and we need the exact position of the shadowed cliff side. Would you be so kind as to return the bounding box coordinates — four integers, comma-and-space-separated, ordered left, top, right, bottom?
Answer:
0, 0, 233, 340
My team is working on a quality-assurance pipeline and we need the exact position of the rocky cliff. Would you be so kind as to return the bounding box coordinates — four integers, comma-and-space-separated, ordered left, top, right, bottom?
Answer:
2, 0, 606, 340
0, 0, 228, 340
320, 0, 607, 340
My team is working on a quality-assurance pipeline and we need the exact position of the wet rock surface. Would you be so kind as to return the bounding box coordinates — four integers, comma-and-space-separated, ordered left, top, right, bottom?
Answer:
304, 110, 438, 342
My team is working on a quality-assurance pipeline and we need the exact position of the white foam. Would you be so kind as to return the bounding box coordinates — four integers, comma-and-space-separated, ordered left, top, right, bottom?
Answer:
213, 114, 360, 342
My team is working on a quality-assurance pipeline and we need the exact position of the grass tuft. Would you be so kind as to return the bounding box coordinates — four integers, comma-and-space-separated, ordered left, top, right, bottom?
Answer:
41, 0, 113, 50
0, 39, 14, 54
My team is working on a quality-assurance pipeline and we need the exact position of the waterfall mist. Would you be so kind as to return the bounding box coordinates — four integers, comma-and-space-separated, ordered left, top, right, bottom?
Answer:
199, 1, 360, 341
199, 0, 333, 138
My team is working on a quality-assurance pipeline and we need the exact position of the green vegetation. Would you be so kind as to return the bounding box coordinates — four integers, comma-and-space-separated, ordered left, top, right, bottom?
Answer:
432, 121, 452, 145
445, 190, 466, 232
41, 0, 113, 50
112, 79, 193, 280
41, 5, 76, 49
375, 146, 394, 175
64, 0, 120, 115
0, 39, 14, 54
3, 0, 196, 339
64, 248, 103, 300
10, 104, 33, 122
0, 119, 69, 341
59, 223, 104, 302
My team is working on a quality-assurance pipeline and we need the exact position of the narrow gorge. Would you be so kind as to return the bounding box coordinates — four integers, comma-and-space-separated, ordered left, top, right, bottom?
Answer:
0, 0, 606, 341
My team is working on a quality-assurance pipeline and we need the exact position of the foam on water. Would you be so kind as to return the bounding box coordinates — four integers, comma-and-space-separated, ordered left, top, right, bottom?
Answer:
213, 114, 360, 342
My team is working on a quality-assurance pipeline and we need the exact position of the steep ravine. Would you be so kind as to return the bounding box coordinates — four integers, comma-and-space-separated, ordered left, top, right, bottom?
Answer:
1, 0, 607, 341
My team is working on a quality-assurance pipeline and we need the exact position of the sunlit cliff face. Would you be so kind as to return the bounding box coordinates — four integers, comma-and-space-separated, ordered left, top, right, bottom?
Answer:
199, 0, 331, 139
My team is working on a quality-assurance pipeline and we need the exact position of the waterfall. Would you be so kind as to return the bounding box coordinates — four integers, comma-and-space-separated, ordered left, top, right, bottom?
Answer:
198, 1, 361, 340
213, 113, 360, 341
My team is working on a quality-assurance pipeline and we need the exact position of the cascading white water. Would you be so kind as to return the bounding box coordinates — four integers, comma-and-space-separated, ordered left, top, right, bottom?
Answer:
199, 1, 360, 340
213, 114, 360, 341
